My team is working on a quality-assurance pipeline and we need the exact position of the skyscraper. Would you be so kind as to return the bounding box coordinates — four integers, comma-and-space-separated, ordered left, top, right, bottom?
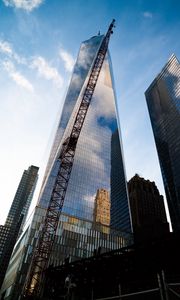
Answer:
0, 165, 39, 289
0, 33, 132, 299
128, 174, 169, 243
145, 54, 180, 232
5, 166, 39, 234
37, 34, 132, 233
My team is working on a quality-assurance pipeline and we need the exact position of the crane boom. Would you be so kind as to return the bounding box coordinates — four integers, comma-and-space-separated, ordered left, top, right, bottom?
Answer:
23, 19, 115, 298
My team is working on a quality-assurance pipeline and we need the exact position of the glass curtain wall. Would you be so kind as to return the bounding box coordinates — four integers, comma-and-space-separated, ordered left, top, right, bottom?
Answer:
0, 35, 132, 300
145, 54, 180, 231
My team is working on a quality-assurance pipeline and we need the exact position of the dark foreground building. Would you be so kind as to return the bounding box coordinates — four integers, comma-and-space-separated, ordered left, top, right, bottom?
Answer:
128, 174, 169, 243
145, 54, 180, 232
0, 165, 39, 289
43, 232, 180, 300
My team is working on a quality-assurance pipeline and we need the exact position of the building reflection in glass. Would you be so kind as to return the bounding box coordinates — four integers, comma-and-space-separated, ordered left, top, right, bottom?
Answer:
93, 189, 110, 227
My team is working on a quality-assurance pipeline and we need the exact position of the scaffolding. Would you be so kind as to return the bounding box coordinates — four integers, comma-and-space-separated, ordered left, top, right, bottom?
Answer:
42, 233, 180, 300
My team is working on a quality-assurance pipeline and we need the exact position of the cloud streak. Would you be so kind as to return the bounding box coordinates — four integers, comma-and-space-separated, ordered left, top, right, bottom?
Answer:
2, 0, 43, 12
0, 39, 67, 89
31, 56, 63, 88
0, 40, 13, 55
3, 60, 34, 92
143, 11, 153, 18
0, 39, 26, 64
59, 49, 75, 72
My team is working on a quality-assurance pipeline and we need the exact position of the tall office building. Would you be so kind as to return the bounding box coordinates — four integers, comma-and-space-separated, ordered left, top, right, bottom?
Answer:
37, 34, 132, 232
0, 165, 39, 289
145, 54, 180, 232
0, 34, 132, 299
128, 174, 169, 243
4, 166, 39, 234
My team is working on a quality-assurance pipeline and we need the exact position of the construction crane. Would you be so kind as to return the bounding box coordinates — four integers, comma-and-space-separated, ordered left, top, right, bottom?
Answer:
22, 19, 115, 299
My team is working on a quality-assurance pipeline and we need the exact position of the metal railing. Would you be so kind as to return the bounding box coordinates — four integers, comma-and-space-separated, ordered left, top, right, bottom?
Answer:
94, 271, 180, 300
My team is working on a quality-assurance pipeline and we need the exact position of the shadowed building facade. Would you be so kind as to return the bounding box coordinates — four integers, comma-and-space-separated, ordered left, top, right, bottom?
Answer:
111, 129, 131, 231
128, 174, 169, 243
145, 54, 180, 232
0, 34, 132, 300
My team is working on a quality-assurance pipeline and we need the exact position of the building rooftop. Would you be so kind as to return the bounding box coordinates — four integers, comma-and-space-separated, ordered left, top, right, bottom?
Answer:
145, 54, 179, 94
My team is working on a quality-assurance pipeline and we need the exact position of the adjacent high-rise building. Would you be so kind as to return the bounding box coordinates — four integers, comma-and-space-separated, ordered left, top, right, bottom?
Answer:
0, 165, 39, 289
128, 174, 169, 243
0, 33, 132, 299
4, 166, 39, 234
145, 54, 180, 232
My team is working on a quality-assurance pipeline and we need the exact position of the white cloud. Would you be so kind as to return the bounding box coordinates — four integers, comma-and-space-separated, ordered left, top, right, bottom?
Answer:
2, 0, 43, 12
0, 39, 26, 64
78, 43, 92, 69
3, 60, 34, 92
0, 40, 64, 88
143, 11, 153, 18
0, 40, 13, 55
59, 49, 75, 72
84, 193, 97, 203
31, 56, 63, 88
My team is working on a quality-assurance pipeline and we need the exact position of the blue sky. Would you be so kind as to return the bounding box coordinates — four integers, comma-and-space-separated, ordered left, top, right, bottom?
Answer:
0, 0, 180, 225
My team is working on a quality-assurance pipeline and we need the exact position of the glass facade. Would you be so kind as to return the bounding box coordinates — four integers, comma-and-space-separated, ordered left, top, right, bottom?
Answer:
145, 54, 180, 231
5, 165, 39, 234
40, 35, 105, 191
0, 165, 39, 291
38, 35, 132, 231
0, 35, 132, 299
111, 129, 131, 231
